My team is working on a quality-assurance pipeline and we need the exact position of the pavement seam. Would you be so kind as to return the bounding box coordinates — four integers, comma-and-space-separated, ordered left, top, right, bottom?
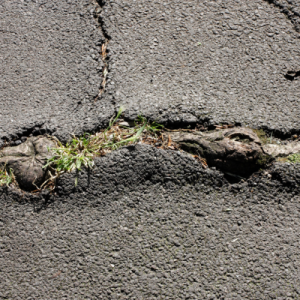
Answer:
92, 0, 111, 101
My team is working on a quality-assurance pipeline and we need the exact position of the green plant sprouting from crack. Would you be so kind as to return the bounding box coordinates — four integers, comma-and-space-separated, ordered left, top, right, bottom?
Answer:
43, 135, 95, 187
0, 166, 14, 187
287, 153, 300, 164
44, 107, 164, 186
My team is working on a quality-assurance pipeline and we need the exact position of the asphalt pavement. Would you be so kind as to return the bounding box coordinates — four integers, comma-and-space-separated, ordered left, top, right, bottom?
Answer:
1, 0, 300, 299
1, 145, 300, 299
1, 0, 300, 144
0, 0, 114, 144
105, 0, 300, 134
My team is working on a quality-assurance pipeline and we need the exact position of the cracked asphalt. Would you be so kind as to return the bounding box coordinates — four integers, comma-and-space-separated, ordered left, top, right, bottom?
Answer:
1, 0, 300, 299
106, 0, 300, 133
0, 0, 114, 144
1, 145, 300, 299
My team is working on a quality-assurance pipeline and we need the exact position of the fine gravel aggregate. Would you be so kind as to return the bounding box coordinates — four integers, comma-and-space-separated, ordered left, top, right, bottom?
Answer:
104, 0, 300, 134
0, 0, 114, 144
1, 0, 300, 145
1, 145, 300, 299
2, 0, 300, 298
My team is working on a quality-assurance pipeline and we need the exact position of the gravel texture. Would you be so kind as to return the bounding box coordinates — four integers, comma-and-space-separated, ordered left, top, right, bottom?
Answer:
266, 0, 300, 32
2, 0, 300, 144
104, 0, 300, 134
2, 1, 300, 298
1, 145, 300, 299
0, 0, 114, 144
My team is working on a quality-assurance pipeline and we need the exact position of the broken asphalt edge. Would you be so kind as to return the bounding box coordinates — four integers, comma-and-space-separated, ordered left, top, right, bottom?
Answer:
0, 126, 300, 209
1, 0, 300, 207
1, 142, 299, 211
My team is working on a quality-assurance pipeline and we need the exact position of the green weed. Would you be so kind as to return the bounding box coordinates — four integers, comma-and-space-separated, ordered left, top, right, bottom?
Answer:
102, 106, 125, 135
44, 107, 164, 186
287, 153, 300, 164
0, 166, 14, 187
44, 135, 95, 186
135, 115, 164, 136
277, 152, 300, 164
253, 129, 268, 144
253, 129, 274, 144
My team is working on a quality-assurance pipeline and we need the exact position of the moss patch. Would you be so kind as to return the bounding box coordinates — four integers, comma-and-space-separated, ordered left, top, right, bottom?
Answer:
256, 153, 274, 167
287, 153, 300, 163
179, 142, 204, 156
276, 153, 300, 164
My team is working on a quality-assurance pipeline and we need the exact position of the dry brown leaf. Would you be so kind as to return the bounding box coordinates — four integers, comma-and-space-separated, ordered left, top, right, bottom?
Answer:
168, 135, 172, 147
193, 155, 208, 169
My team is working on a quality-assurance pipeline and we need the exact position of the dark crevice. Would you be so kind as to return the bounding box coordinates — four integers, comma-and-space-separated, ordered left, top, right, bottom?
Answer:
223, 172, 246, 184
284, 70, 300, 81
129, 112, 300, 141
92, 0, 111, 100
94, 0, 111, 40
257, 125, 300, 141
123, 114, 213, 131
1, 122, 53, 149
165, 122, 300, 142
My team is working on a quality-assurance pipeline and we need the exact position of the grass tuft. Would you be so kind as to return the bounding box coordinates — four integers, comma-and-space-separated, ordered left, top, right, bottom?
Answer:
253, 129, 270, 144
44, 107, 166, 186
43, 135, 95, 184
0, 166, 14, 187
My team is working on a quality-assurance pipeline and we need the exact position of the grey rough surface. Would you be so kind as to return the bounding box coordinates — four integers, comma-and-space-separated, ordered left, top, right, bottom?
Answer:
266, 0, 300, 32
104, 0, 300, 134
2, 0, 300, 142
2, 0, 300, 298
1, 145, 300, 299
0, 0, 114, 144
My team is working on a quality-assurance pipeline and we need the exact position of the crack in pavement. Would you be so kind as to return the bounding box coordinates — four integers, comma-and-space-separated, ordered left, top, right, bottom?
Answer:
285, 69, 300, 81
92, 0, 110, 100
0, 0, 115, 145
97, 0, 300, 137
1, 2, 300, 297
1, 124, 300, 193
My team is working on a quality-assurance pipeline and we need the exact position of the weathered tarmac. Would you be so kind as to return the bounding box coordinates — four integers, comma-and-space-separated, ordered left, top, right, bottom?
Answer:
0, 0, 114, 144
1, 0, 300, 143
105, 0, 300, 135
1, 0, 300, 299
1, 145, 300, 299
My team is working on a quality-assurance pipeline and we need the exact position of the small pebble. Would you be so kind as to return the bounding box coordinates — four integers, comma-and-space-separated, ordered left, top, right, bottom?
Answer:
119, 121, 130, 127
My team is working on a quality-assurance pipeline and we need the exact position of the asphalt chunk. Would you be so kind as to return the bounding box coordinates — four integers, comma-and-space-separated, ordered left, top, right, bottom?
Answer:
0, 145, 300, 299
103, 0, 300, 134
0, 0, 114, 144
